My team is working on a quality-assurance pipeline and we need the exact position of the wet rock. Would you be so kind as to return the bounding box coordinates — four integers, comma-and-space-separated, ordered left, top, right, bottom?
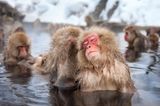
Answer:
0, 1, 25, 22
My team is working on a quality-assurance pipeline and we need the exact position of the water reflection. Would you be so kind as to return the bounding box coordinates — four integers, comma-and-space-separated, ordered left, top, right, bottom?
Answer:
125, 48, 141, 62
146, 53, 160, 74
50, 90, 133, 106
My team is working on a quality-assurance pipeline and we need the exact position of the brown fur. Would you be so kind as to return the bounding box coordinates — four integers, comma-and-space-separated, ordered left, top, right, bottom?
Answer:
32, 53, 49, 74
77, 26, 135, 93
148, 33, 159, 51
147, 27, 160, 36
124, 26, 150, 52
3, 32, 33, 77
7, 32, 31, 58
0, 28, 5, 51
45, 26, 83, 89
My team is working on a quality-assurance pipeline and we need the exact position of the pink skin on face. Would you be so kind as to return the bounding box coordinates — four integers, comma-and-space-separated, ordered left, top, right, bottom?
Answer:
82, 33, 100, 60
18, 46, 28, 58
124, 32, 128, 41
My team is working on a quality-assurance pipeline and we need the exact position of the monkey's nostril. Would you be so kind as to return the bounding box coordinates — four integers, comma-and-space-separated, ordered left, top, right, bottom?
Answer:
87, 45, 91, 48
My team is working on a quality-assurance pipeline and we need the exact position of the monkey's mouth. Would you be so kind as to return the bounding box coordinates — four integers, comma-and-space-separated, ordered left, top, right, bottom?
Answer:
88, 51, 97, 55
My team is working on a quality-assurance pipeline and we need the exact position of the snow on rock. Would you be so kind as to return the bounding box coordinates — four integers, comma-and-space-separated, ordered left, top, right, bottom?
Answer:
2, 0, 160, 26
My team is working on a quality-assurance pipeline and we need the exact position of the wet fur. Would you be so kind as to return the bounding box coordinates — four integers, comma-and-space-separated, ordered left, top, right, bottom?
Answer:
3, 32, 31, 64
77, 26, 135, 93
45, 26, 83, 88
124, 26, 150, 52
3, 32, 33, 77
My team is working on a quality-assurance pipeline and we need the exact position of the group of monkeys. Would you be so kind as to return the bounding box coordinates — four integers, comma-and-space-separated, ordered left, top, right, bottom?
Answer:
1, 24, 139, 94
124, 26, 160, 62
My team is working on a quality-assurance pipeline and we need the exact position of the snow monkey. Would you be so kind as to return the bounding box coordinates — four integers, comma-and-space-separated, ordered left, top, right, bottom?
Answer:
77, 26, 135, 93
46, 26, 83, 90
3, 32, 34, 77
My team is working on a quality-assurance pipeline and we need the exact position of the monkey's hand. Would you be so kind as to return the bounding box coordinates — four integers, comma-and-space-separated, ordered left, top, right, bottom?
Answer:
18, 59, 33, 70
26, 56, 36, 65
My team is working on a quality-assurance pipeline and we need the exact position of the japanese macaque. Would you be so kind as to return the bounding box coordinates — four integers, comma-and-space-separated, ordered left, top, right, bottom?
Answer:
148, 33, 159, 51
146, 27, 160, 36
146, 28, 159, 51
77, 27, 135, 93
124, 26, 150, 53
3, 32, 34, 77
46, 26, 82, 90
32, 53, 48, 74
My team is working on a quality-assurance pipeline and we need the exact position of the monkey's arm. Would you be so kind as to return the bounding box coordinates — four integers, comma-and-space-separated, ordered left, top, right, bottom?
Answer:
3, 48, 17, 66
4, 58, 18, 66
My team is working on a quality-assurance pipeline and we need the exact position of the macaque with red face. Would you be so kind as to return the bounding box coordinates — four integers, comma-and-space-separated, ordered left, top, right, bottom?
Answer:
124, 26, 150, 53
3, 32, 34, 77
77, 27, 135, 93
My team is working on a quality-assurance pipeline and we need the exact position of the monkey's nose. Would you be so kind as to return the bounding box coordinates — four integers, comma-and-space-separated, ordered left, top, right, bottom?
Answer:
87, 45, 91, 49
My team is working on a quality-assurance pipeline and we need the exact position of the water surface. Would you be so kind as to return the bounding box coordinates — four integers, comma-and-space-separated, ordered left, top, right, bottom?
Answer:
0, 25, 160, 106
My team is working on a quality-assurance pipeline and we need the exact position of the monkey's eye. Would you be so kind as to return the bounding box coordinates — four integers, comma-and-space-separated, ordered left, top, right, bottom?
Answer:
17, 46, 22, 48
90, 37, 97, 43
17, 45, 29, 50
82, 41, 88, 48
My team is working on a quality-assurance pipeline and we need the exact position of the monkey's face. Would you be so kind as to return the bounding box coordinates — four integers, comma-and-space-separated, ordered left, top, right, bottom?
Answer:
8, 32, 31, 59
124, 30, 136, 42
17, 45, 29, 59
124, 31, 133, 41
124, 31, 129, 41
82, 33, 101, 61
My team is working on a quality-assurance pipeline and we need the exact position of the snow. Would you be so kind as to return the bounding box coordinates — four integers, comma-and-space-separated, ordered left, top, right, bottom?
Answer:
2, 0, 160, 26
109, 0, 160, 26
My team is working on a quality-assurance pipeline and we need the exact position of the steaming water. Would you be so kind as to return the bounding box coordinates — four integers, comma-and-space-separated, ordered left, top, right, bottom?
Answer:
0, 25, 160, 106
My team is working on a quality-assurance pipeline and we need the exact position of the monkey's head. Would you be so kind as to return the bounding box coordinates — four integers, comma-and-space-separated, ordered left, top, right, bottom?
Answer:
147, 27, 157, 35
123, 25, 137, 42
7, 32, 31, 59
77, 27, 119, 68
52, 26, 82, 61
47, 26, 83, 90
